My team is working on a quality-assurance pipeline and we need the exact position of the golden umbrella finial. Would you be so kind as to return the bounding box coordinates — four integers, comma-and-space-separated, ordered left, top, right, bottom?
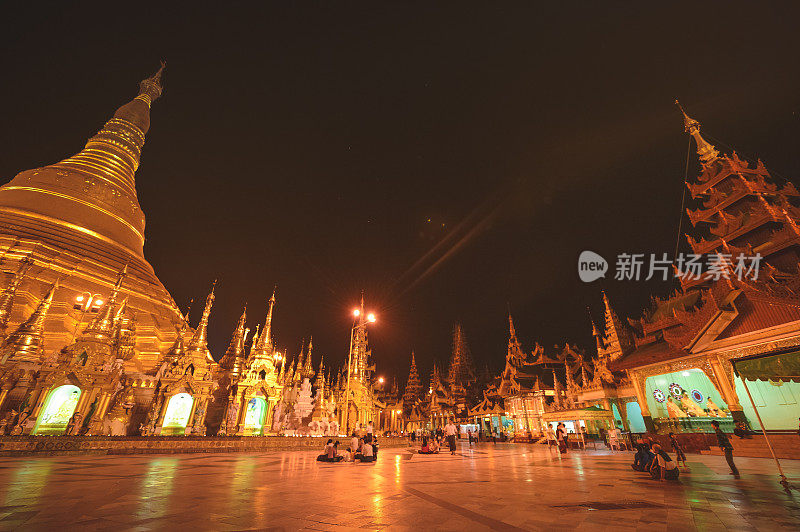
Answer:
675, 100, 719, 165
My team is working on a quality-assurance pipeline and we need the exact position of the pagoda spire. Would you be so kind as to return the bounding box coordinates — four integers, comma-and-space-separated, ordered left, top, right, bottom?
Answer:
255, 288, 276, 351
264, 287, 276, 347
0, 280, 58, 364
588, 306, 604, 352
0, 64, 168, 256
297, 338, 306, 370
507, 313, 525, 361
82, 264, 127, 340
676, 100, 719, 165
0, 257, 33, 338
599, 292, 632, 362
302, 336, 315, 379
552, 368, 563, 408
187, 281, 216, 362
403, 351, 422, 405
250, 323, 260, 354
220, 306, 247, 377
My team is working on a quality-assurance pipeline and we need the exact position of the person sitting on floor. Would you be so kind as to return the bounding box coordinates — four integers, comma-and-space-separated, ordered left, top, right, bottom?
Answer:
317, 439, 343, 462
649, 444, 679, 481
631, 438, 654, 472
419, 435, 439, 454
354, 439, 375, 463
348, 432, 361, 461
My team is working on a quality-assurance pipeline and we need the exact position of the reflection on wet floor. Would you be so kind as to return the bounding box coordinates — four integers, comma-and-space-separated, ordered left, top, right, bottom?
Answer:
0, 442, 797, 530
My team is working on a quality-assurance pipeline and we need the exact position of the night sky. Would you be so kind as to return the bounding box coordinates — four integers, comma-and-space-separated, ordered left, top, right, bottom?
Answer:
2, 3, 799, 385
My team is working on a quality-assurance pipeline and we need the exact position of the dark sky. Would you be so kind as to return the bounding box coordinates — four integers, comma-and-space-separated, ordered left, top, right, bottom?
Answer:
2, 2, 799, 386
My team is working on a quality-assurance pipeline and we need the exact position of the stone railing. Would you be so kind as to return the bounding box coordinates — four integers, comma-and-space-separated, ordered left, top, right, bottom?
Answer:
0, 435, 411, 457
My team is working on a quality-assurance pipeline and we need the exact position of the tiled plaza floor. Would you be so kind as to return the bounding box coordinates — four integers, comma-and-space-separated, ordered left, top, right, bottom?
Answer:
0, 442, 797, 531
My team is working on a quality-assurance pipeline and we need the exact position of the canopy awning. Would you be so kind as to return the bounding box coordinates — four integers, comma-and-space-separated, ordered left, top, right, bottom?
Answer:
541, 406, 613, 422
734, 350, 800, 383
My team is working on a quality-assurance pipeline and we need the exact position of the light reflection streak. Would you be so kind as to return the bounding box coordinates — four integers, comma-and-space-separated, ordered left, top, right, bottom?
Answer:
2, 461, 53, 507
137, 457, 178, 520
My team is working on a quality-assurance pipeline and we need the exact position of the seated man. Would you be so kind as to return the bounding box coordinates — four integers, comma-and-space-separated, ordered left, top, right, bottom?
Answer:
649, 444, 679, 481
355, 440, 375, 462
348, 434, 361, 461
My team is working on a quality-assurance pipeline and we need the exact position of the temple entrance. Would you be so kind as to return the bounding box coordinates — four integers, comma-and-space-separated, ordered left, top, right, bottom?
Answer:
33, 385, 82, 435
162, 393, 194, 435
243, 397, 267, 435
645, 369, 731, 433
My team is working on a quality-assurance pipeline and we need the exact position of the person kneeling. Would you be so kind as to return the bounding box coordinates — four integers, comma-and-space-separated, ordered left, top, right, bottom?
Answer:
649, 444, 679, 481
354, 440, 375, 463
631, 439, 654, 472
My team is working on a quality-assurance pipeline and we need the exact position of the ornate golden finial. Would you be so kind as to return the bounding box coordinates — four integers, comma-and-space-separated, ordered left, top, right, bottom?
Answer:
82, 264, 128, 339
182, 298, 194, 323
675, 100, 719, 165
136, 61, 166, 107
0, 257, 33, 337
187, 281, 216, 360
257, 287, 277, 351
221, 306, 248, 376
114, 297, 129, 320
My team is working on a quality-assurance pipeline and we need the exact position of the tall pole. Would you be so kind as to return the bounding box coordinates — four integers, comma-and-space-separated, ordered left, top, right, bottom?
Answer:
344, 324, 355, 434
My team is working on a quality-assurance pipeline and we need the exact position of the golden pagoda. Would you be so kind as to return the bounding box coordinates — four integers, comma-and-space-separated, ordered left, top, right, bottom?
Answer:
0, 64, 185, 374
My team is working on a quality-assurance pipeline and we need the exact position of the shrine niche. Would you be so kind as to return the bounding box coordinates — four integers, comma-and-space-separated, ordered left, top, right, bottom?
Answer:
162, 392, 194, 435
33, 384, 81, 435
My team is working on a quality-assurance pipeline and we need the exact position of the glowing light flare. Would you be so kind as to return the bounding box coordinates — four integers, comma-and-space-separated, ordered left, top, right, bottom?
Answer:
367, 313, 376, 323
75, 295, 84, 302
94, 299, 104, 306
353, 309, 360, 317
378, 377, 384, 384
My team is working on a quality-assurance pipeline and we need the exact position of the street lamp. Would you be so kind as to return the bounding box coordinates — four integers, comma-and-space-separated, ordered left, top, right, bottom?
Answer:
344, 298, 376, 435
71, 291, 103, 341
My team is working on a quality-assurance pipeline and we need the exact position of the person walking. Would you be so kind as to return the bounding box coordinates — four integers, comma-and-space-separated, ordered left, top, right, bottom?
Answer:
712, 420, 739, 476
444, 418, 458, 455
556, 422, 568, 454
668, 432, 688, 468
467, 429, 474, 446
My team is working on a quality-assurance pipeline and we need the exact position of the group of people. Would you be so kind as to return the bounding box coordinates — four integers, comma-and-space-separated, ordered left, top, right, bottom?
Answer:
630, 433, 685, 481
316, 421, 378, 464
417, 419, 459, 455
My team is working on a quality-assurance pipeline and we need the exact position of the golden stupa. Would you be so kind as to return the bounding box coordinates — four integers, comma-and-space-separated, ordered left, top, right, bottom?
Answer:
0, 64, 183, 372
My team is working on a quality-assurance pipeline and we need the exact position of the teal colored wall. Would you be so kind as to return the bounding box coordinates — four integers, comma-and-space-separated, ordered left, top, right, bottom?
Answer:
735, 376, 800, 430
611, 403, 622, 428
625, 401, 647, 432
645, 369, 727, 418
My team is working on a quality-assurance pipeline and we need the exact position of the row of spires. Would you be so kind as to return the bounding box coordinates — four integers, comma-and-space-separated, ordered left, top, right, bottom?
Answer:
0, 262, 133, 365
